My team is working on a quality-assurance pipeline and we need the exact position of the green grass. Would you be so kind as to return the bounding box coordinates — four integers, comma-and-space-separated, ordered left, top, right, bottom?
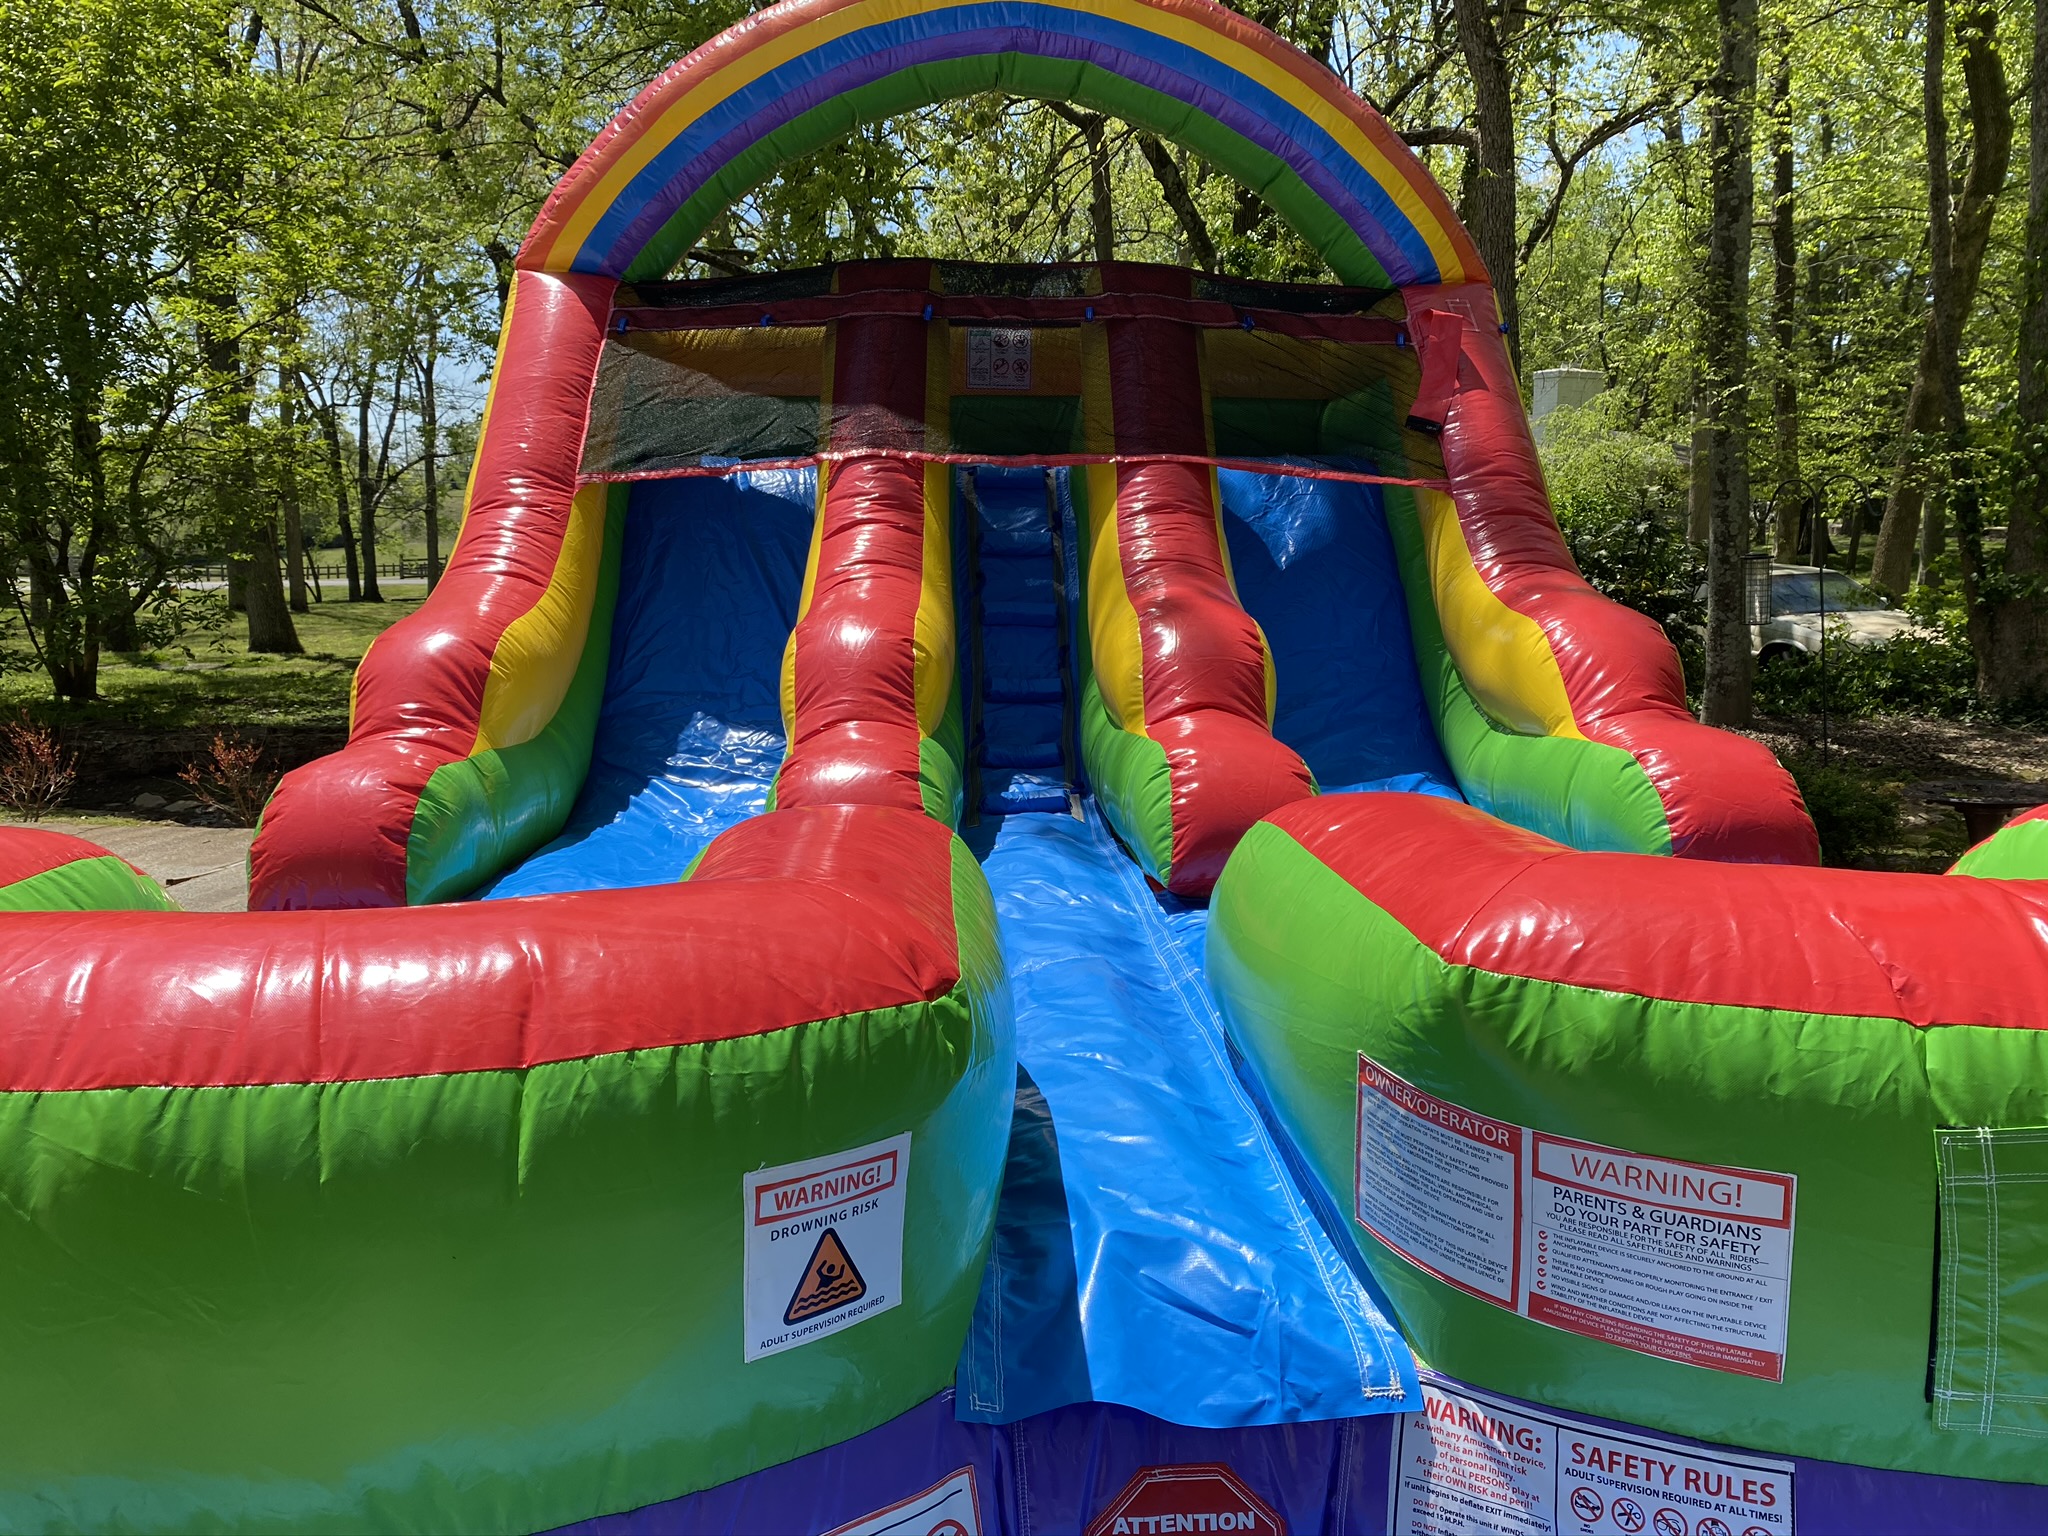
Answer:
0, 597, 421, 733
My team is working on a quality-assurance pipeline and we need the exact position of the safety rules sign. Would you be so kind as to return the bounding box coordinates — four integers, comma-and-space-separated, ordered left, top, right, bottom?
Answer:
1391, 1376, 1794, 1535
743, 1132, 910, 1361
1356, 1056, 1796, 1380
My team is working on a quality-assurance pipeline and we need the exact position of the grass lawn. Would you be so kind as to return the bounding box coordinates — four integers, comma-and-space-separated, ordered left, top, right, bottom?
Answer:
0, 592, 423, 735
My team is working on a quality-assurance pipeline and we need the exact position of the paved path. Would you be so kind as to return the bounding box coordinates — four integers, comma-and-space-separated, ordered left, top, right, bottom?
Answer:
5, 821, 252, 911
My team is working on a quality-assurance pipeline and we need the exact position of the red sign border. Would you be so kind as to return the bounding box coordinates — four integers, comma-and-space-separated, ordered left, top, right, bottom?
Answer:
1083, 1463, 1286, 1536
1355, 1054, 1523, 1308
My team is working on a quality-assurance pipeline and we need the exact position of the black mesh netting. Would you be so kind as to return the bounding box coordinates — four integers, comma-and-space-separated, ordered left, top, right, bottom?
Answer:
582, 261, 1443, 483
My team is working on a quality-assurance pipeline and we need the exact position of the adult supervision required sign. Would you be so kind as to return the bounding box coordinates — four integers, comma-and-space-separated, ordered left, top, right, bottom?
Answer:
1355, 1056, 1797, 1381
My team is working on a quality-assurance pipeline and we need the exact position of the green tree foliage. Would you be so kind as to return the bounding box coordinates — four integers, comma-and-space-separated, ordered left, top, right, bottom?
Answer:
4, 0, 2046, 711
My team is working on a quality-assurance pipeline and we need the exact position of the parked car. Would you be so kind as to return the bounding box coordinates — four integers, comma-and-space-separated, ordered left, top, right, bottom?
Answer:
1755, 564, 1917, 664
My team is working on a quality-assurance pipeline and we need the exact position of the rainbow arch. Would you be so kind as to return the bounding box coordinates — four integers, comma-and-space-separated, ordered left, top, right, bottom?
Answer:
521, 0, 1486, 289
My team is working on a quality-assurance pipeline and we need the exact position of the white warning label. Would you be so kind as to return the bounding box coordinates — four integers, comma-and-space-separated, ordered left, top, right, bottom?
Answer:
966, 327, 1032, 389
825, 1466, 981, 1536
743, 1132, 909, 1361
1356, 1057, 1796, 1380
1390, 1376, 1794, 1536
1356, 1056, 1522, 1305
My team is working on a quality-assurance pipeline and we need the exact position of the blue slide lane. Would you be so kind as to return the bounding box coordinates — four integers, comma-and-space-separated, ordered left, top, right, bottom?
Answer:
480, 469, 813, 899
1219, 470, 1461, 799
955, 804, 1419, 1427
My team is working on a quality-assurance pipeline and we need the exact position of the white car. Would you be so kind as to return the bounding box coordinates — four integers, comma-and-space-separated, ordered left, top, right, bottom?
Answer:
1754, 565, 1918, 665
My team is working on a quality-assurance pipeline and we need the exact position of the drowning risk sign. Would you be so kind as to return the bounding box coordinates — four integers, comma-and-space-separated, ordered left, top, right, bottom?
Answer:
743, 1133, 911, 1361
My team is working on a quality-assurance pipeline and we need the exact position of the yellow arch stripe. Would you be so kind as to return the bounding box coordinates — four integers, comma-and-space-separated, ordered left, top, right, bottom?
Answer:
1416, 488, 1583, 740
473, 482, 611, 754
913, 462, 956, 736
1083, 464, 1148, 732
779, 466, 830, 742
538, 0, 1462, 282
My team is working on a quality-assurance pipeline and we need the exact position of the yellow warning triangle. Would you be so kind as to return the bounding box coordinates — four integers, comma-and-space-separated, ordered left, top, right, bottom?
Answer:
784, 1226, 868, 1325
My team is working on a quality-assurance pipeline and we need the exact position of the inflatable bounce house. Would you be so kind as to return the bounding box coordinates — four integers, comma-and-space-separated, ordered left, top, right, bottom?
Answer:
6, 0, 2048, 1530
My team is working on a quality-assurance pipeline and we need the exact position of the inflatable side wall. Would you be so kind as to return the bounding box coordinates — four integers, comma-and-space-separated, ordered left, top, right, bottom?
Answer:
0, 805, 1012, 1531
1208, 792, 2048, 1480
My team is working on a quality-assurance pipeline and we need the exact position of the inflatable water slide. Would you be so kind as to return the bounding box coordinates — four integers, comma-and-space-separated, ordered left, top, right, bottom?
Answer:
4, 1, 2048, 1530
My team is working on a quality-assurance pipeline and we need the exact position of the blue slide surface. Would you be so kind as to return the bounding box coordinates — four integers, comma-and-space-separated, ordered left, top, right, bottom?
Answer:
480, 470, 813, 900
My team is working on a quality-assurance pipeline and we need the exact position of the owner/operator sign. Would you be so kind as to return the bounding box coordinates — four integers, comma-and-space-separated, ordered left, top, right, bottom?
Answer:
1356, 1056, 1796, 1381
743, 1133, 911, 1361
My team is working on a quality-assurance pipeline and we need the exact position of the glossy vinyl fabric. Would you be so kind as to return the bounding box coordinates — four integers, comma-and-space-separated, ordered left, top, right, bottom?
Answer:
558, 1379, 2048, 1534
0, 805, 1014, 1531
953, 806, 1415, 1428
1079, 267, 1315, 894
0, 826, 175, 911
250, 270, 621, 909
776, 265, 964, 824
1404, 283, 1817, 862
1206, 791, 2048, 1483
479, 471, 812, 899
1215, 469, 1459, 797
6, 0, 1966, 1518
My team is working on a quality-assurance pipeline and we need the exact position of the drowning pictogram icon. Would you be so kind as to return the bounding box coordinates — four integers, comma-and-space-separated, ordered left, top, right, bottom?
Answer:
784, 1226, 867, 1324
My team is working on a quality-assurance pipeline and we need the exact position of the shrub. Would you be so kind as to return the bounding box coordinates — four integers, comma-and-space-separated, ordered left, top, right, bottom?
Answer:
1538, 402, 1705, 683
1785, 754, 1901, 867
1752, 620, 1978, 719
178, 734, 280, 827
0, 715, 76, 820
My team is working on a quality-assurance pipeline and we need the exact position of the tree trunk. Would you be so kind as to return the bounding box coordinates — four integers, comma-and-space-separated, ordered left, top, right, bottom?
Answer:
1870, 353, 1942, 592
1688, 391, 1712, 546
281, 365, 307, 613
226, 557, 248, 614
243, 515, 302, 654
1769, 46, 1803, 559
315, 397, 361, 601
355, 387, 383, 602
1136, 135, 1219, 272
1452, 0, 1521, 370
1870, 4, 2013, 595
1927, 0, 1985, 636
1984, 0, 2048, 702
420, 331, 443, 590
1701, 0, 1759, 728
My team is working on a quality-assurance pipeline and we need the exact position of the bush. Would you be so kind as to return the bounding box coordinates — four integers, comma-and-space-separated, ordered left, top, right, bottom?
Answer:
1752, 620, 1978, 719
1784, 754, 1901, 867
0, 715, 76, 820
1538, 403, 1705, 682
178, 734, 280, 827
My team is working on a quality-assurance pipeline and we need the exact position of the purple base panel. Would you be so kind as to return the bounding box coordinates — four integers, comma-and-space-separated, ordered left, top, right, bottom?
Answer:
550, 1376, 2048, 1535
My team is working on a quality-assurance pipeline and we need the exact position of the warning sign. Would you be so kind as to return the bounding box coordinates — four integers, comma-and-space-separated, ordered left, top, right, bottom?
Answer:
1357, 1057, 1797, 1380
743, 1132, 909, 1361
1084, 1464, 1285, 1536
966, 328, 1032, 390
1390, 1376, 1793, 1535
825, 1466, 982, 1536
784, 1227, 867, 1324
1356, 1056, 1522, 1305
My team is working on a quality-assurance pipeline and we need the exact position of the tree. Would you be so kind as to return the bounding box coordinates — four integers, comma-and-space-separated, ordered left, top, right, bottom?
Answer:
1973, 0, 2048, 704
1699, 0, 1760, 728
0, 0, 282, 699
1868, 2, 2012, 595
1767, 38, 1803, 559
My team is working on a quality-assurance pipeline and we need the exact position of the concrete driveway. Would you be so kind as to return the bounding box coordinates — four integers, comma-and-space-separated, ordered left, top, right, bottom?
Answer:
6, 821, 252, 912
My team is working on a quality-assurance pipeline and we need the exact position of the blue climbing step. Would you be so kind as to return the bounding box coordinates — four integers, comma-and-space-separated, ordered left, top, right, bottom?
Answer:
968, 468, 1075, 815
